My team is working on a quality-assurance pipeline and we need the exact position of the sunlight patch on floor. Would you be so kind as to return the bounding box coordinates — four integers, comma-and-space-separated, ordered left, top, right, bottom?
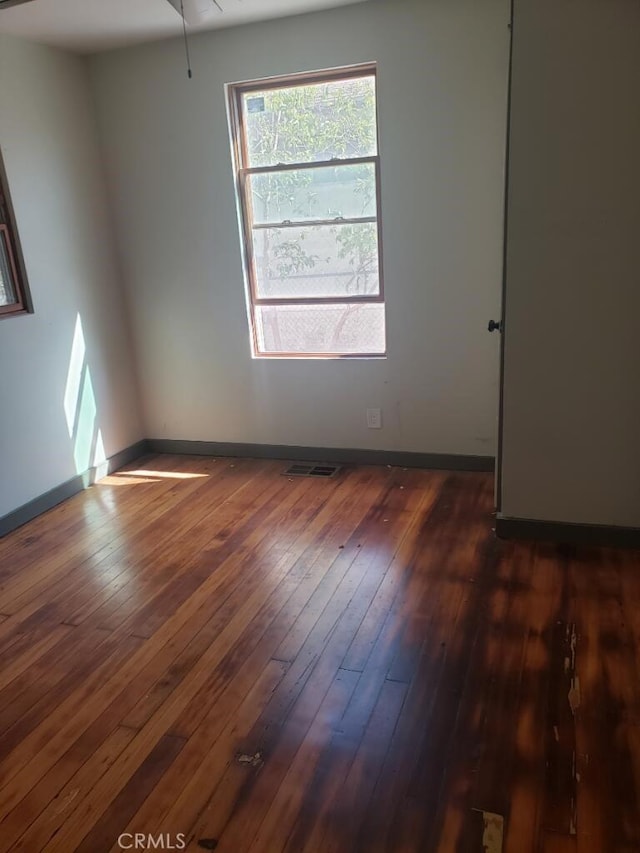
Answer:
97, 474, 162, 486
127, 470, 210, 480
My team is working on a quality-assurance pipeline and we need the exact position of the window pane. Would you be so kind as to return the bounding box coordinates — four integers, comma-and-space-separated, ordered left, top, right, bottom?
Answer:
253, 222, 379, 299
256, 303, 386, 355
248, 162, 377, 224
243, 75, 377, 167
0, 230, 17, 306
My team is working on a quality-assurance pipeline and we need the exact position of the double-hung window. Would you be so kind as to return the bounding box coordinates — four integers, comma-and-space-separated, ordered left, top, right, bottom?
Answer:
0, 151, 31, 318
228, 64, 385, 358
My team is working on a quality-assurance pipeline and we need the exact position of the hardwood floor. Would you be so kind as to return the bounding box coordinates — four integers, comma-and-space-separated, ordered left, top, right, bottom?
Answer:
0, 455, 639, 852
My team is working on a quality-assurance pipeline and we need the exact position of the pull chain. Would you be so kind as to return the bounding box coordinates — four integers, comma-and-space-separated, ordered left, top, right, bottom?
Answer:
180, 0, 193, 79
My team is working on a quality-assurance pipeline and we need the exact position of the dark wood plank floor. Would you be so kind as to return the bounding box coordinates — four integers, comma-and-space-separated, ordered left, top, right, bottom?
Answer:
0, 455, 639, 852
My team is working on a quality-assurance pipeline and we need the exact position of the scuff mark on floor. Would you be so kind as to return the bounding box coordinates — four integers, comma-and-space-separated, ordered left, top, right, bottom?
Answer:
482, 811, 504, 853
235, 750, 264, 768
568, 675, 581, 715
564, 623, 581, 717
569, 795, 577, 835
53, 788, 79, 816
473, 809, 504, 853
570, 751, 578, 832
553, 618, 581, 837
569, 623, 577, 669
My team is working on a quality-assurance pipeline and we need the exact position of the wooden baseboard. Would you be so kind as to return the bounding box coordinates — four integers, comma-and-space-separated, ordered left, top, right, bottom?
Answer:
495, 515, 640, 549
146, 439, 496, 473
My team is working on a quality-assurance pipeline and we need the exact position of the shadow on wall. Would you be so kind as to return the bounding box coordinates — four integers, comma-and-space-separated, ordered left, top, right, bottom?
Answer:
63, 313, 108, 479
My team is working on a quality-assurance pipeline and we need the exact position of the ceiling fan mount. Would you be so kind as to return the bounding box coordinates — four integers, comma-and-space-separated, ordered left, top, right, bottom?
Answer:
165, 0, 228, 26
0, 0, 38, 9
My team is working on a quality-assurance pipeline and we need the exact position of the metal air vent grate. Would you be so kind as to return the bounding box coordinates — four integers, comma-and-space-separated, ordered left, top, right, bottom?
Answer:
283, 463, 341, 478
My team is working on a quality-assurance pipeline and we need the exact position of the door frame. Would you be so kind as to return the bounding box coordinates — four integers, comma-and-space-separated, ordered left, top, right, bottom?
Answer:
495, 0, 516, 512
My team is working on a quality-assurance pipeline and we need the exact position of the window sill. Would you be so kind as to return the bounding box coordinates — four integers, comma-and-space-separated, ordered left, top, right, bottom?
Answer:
251, 353, 387, 361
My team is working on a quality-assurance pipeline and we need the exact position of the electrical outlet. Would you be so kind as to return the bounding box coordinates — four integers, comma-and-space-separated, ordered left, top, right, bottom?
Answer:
367, 408, 382, 429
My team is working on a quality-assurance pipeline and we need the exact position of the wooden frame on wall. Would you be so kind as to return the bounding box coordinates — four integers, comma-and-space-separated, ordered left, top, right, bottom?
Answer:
0, 149, 32, 318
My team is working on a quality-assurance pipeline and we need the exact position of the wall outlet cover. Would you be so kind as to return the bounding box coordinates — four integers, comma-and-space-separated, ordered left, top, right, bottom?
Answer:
367, 408, 382, 429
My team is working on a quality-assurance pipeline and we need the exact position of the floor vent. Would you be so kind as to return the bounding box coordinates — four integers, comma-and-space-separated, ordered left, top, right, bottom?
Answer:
283, 463, 341, 478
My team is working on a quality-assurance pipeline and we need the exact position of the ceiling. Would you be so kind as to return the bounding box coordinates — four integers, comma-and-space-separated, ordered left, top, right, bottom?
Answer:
0, 0, 369, 54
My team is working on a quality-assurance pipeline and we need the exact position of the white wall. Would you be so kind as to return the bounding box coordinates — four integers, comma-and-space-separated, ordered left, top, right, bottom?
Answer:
500, 0, 640, 527
89, 0, 509, 455
0, 35, 143, 519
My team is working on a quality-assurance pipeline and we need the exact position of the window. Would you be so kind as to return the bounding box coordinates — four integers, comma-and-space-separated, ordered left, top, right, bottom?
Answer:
0, 150, 31, 318
228, 65, 385, 358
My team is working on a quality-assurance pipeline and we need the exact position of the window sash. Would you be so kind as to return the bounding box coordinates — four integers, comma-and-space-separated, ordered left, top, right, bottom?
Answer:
238, 156, 384, 307
241, 156, 378, 230
236, 67, 379, 169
